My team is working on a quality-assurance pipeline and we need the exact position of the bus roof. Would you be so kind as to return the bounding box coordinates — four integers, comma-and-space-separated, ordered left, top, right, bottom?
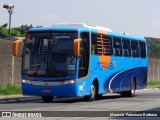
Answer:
28, 23, 145, 41
29, 23, 112, 32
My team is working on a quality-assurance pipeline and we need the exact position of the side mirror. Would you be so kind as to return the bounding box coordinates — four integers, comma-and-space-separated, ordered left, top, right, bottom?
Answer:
74, 39, 81, 57
12, 39, 24, 56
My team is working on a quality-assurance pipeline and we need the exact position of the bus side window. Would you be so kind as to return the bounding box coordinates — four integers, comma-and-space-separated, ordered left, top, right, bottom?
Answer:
113, 37, 122, 56
91, 34, 99, 54
131, 40, 139, 58
122, 39, 131, 57
139, 42, 146, 58
78, 32, 90, 78
79, 48, 86, 69
98, 35, 112, 56
91, 34, 112, 56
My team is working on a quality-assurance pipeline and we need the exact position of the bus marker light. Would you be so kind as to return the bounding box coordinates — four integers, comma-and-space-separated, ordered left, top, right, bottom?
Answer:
42, 89, 52, 93
27, 34, 31, 39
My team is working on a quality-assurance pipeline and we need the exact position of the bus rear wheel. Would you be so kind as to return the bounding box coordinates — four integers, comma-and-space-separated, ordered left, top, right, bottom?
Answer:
84, 82, 96, 101
41, 96, 54, 103
121, 79, 136, 97
127, 79, 136, 97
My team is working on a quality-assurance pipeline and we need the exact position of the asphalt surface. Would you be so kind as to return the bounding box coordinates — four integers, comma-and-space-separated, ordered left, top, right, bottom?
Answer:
0, 88, 160, 120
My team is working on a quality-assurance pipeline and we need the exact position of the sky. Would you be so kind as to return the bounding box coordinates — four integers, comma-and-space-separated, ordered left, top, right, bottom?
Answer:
0, 0, 160, 38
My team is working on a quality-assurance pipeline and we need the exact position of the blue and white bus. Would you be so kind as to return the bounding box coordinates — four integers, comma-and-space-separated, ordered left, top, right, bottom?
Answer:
13, 23, 148, 102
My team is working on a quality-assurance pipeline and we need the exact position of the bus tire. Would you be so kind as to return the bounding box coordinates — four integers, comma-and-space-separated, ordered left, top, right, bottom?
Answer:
127, 79, 136, 97
96, 94, 103, 100
41, 96, 53, 103
121, 79, 136, 97
84, 82, 96, 101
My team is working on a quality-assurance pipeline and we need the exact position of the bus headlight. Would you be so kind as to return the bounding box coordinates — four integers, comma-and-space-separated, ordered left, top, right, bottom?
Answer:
63, 79, 76, 85
22, 79, 31, 84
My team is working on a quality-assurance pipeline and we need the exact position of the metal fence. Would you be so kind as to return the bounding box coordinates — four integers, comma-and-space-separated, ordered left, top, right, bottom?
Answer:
0, 39, 159, 86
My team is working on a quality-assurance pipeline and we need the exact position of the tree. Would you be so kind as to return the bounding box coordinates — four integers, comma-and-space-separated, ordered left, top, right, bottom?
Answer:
17, 24, 33, 36
0, 23, 8, 28
0, 26, 8, 38
11, 28, 23, 37
146, 37, 160, 58
0, 24, 34, 38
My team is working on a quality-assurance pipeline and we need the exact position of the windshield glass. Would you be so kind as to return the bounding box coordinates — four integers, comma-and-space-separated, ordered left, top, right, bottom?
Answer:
22, 31, 78, 77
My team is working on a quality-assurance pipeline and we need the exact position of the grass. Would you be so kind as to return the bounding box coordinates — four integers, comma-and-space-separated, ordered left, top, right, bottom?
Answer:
0, 84, 22, 95
147, 81, 160, 88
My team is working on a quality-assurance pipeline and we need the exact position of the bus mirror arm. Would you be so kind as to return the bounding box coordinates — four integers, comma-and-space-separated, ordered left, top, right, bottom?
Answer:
74, 39, 82, 57
12, 39, 24, 57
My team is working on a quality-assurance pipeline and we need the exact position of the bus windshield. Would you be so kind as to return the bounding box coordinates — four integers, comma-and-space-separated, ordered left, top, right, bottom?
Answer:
22, 31, 78, 77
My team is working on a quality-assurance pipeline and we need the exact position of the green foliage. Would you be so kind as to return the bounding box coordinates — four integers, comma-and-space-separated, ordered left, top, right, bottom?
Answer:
11, 28, 23, 37
146, 37, 160, 58
0, 84, 21, 95
13, 24, 33, 37
0, 24, 34, 38
1, 23, 8, 28
0, 26, 8, 38
147, 81, 160, 88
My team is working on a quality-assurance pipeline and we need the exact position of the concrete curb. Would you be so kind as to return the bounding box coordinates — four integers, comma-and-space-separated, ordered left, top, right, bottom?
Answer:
0, 95, 40, 103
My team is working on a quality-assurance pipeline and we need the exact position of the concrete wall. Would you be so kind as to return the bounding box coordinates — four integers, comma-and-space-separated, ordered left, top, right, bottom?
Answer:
0, 39, 23, 86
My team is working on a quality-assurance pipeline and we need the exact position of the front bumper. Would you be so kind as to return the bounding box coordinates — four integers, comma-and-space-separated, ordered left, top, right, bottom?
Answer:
22, 80, 90, 97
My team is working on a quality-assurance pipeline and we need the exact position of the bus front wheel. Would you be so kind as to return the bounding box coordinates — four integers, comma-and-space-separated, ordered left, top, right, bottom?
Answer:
41, 96, 54, 103
84, 82, 96, 101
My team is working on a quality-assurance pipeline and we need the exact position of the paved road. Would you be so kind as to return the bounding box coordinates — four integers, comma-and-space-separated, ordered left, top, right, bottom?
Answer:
0, 88, 160, 120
